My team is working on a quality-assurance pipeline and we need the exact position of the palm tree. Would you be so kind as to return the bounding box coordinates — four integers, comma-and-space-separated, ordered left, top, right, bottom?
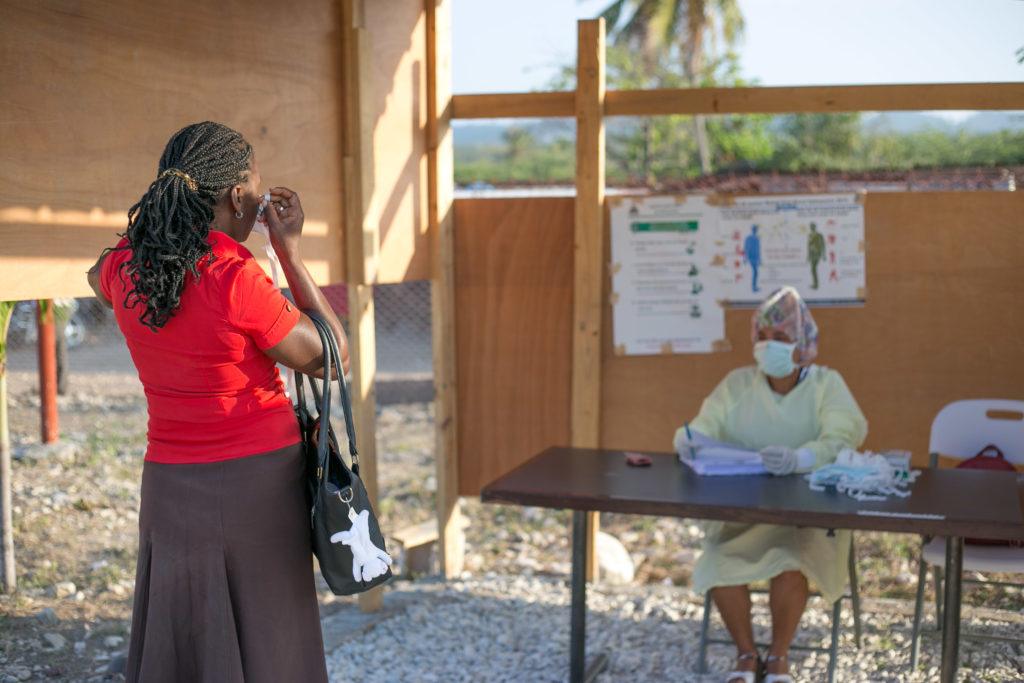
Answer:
600, 0, 744, 174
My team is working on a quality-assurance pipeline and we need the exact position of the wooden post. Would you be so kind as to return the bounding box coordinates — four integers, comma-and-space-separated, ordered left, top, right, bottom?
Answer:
573, 19, 606, 583
426, 0, 464, 578
37, 300, 58, 443
341, 0, 383, 613
1, 301, 15, 592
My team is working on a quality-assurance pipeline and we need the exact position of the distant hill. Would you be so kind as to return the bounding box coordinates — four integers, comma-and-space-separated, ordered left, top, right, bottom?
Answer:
864, 111, 1024, 134
863, 112, 955, 134
959, 111, 1024, 134
455, 110, 1024, 150
454, 120, 575, 148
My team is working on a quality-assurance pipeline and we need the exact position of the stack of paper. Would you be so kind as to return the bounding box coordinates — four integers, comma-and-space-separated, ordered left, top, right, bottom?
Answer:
678, 434, 767, 476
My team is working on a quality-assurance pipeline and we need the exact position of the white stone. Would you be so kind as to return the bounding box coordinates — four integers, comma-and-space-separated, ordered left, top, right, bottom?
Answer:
42, 632, 67, 650
17, 440, 80, 463
53, 581, 76, 598
103, 636, 124, 649
596, 531, 635, 585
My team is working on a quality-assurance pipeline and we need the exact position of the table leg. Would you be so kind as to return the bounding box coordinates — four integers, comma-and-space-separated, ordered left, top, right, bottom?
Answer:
939, 536, 963, 683
570, 510, 609, 683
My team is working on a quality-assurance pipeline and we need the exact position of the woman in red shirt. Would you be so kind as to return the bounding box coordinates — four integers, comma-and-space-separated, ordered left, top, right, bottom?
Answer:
87, 122, 347, 683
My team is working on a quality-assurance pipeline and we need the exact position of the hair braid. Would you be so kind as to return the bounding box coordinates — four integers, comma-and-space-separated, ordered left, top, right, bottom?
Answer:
107, 122, 253, 331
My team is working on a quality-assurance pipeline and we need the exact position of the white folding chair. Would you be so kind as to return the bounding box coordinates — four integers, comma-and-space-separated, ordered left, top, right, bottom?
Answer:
909, 399, 1024, 669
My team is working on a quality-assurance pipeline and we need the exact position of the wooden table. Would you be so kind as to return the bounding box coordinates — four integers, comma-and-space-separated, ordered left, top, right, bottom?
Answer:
481, 447, 1024, 683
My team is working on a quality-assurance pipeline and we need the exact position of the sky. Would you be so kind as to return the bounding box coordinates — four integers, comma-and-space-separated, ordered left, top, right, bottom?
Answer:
453, 0, 1024, 120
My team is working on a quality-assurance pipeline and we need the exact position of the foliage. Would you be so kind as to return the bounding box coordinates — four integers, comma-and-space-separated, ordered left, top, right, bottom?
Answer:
455, 135, 574, 185
600, 0, 745, 172
769, 113, 863, 172
0, 301, 14, 373
453, 2, 1024, 186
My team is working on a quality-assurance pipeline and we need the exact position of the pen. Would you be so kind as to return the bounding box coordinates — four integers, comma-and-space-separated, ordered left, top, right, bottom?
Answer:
685, 423, 697, 459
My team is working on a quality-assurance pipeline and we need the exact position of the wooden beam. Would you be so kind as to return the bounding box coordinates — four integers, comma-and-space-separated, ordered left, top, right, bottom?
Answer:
341, 0, 383, 613
605, 82, 1024, 116
451, 82, 1024, 120
427, 0, 464, 579
452, 91, 575, 119
573, 19, 606, 583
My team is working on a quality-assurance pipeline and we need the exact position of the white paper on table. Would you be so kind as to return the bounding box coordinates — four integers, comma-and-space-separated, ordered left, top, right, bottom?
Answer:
679, 458, 768, 476
677, 433, 767, 476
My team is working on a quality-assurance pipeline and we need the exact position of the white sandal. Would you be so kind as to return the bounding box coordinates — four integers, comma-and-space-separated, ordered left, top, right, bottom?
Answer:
762, 654, 794, 683
725, 652, 761, 683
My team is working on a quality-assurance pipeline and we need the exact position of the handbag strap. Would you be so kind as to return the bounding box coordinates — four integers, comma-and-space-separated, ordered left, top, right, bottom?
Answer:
303, 313, 361, 478
976, 444, 1006, 460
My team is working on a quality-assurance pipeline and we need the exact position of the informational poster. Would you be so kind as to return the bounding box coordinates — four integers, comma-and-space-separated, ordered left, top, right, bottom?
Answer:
610, 193, 866, 356
708, 194, 866, 306
610, 196, 726, 355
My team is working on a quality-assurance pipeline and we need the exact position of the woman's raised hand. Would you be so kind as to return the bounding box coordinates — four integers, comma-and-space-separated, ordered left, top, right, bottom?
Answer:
263, 187, 305, 258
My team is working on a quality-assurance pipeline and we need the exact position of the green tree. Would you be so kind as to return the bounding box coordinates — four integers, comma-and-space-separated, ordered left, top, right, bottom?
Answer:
771, 113, 862, 172
601, 0, 744, 173
502, 126, 535, 164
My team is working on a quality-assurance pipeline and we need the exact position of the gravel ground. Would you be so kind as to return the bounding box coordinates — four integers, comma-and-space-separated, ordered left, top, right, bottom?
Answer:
325, 575, 1024, 682
2, 357, 1023, 681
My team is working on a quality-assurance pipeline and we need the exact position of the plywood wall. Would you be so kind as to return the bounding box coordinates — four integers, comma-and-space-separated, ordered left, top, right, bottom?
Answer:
0, 0, 431, 301
455, 192, 1024, 495
0, 0, 346, 300
363, 0, 431, 283
455, 198, 574, 496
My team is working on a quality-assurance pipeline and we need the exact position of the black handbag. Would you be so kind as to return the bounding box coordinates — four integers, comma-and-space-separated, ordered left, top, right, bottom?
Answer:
294, 313, 393, 595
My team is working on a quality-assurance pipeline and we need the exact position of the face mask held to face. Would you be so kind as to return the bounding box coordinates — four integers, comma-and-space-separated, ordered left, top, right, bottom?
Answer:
753, 340, 798, 378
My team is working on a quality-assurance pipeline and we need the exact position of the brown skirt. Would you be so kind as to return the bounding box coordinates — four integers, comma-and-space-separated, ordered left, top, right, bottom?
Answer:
126, 443, 328, 683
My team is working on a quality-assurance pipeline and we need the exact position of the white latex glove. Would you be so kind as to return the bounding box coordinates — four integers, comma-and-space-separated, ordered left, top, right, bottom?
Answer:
330, 509, 393, 582
760, 446, 798, 476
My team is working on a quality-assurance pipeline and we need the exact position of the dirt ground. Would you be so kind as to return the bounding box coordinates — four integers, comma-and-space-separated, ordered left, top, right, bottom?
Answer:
1, 361, 1021, 681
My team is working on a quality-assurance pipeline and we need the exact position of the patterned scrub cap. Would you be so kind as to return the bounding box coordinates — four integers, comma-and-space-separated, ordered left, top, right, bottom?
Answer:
750, 286, 819, 364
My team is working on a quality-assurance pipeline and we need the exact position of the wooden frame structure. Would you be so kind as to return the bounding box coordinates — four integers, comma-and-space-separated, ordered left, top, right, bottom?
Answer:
435, 19, 1024, 583
2, 4, 1022, 620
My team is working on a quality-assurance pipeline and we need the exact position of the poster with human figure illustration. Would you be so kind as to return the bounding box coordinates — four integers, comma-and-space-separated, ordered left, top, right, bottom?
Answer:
710, 194, 865, 306
610, 193, 865, 356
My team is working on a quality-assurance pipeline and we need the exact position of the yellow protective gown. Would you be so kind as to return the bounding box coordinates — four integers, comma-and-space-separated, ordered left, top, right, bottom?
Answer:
678, 364, 868, 604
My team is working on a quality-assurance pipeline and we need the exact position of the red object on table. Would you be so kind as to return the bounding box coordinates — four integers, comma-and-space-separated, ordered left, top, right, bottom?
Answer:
624, 451, 652, 467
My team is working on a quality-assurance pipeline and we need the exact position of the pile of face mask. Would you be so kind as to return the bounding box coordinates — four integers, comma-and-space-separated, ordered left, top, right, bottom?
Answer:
807, 449, 920, 501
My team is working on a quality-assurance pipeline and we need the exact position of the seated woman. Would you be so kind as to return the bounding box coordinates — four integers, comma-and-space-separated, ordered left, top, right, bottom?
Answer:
675, 286, 867, 683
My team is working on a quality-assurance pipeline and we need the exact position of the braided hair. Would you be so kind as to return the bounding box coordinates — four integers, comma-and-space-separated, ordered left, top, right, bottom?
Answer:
110, 122, 253, 331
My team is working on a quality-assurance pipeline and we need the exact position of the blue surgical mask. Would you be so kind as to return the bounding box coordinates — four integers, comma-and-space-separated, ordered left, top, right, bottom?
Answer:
753, 340, 797, 378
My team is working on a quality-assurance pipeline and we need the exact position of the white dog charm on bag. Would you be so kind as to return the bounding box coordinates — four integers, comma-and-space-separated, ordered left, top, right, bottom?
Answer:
330, 503, 392, 582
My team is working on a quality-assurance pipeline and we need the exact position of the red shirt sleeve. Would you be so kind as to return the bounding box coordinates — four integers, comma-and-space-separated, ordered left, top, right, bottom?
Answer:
99, 238, 130, 301
224, 258, 300, 350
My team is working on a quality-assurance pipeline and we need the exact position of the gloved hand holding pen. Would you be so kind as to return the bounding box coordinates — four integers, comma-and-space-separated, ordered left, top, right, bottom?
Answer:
760, 446, 816, 476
